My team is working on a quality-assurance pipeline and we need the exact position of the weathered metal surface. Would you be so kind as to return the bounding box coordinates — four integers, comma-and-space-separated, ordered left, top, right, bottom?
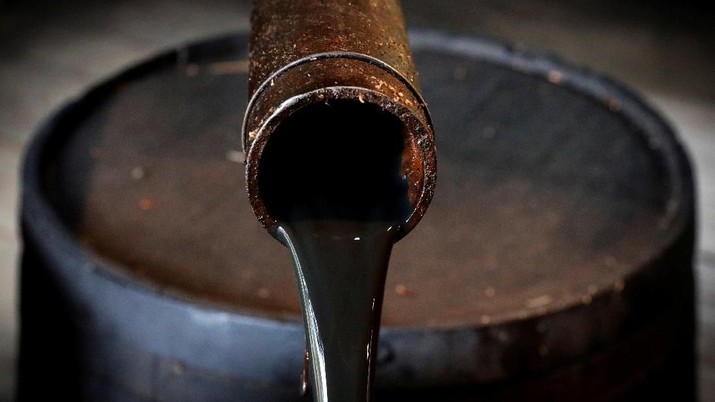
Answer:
17, 31, 696, 401
244, 0, 436, 240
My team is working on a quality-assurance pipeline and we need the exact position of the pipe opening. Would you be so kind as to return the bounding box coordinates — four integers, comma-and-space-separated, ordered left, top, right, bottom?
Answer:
258, 99, 413, 227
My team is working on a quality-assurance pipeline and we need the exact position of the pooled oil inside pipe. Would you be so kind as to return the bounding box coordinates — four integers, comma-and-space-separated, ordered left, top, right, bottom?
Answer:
259, 100, 410, 401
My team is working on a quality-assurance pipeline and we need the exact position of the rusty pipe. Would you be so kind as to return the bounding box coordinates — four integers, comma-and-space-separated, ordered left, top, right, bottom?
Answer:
243, 0, 436, 239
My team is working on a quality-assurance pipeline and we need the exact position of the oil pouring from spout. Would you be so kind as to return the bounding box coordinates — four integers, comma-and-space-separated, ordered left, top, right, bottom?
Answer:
242, 1, 436, 400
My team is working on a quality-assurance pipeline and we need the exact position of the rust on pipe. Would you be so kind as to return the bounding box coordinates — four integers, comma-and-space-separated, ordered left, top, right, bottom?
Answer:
243, 0, 436, 240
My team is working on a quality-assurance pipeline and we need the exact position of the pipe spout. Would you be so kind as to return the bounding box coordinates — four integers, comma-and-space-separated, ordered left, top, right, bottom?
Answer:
243, 0, 436, 241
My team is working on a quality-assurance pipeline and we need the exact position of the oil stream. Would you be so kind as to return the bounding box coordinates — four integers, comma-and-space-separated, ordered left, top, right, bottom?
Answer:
259, 100, 410, 401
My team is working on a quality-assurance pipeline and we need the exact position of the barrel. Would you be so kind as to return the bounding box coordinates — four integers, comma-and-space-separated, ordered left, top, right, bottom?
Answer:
17, 31, 696, 401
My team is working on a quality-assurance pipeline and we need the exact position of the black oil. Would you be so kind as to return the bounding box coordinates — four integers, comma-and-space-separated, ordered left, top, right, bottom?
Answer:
259, 100, 410, 401
277, 220, 397, 401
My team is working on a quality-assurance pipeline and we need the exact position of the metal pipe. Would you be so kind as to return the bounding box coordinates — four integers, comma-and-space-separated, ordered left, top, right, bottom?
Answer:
243, 0, 436, 240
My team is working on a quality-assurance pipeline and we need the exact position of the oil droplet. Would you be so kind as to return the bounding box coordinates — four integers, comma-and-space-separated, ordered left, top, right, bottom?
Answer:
526, 295, 552, 309
131, 166, 146, 180
484, 286, 496, 298
138, 198, 156, 210
257, 287, 271, 299
547, 70, 563, 84
395, 284, 413, 297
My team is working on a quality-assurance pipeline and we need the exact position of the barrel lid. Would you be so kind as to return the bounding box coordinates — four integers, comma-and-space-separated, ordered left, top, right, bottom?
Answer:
24, 31, 695, 386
